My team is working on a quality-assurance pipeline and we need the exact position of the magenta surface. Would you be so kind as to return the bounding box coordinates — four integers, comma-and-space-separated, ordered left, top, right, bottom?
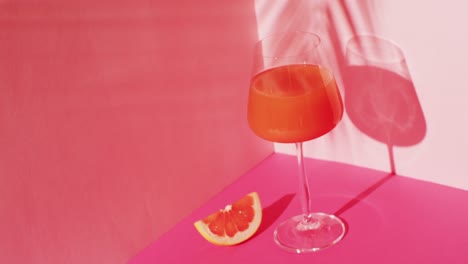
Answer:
129, 153, 468, 263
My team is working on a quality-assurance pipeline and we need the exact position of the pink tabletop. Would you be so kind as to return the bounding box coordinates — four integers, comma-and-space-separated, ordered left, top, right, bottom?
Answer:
129, 153, 468, 263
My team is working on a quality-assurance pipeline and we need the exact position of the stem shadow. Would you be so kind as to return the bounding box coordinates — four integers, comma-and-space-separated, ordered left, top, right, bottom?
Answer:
335, 173, 395, 216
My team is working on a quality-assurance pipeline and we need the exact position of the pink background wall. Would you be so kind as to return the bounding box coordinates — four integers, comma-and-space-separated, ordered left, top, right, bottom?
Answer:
0, 1, 271, 263
256, 0, 468, 190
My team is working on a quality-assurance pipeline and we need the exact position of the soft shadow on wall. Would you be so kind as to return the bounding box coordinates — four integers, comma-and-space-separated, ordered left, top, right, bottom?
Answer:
326, 1, 426, 175
0, 1, 270, 264
343, 35, 426, 174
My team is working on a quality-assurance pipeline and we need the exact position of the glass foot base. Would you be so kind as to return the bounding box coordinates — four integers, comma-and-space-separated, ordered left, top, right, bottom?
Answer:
274, 213, 346, 253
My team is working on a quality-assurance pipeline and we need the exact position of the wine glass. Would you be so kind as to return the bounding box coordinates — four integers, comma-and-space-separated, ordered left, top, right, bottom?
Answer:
247, 31, 346, 252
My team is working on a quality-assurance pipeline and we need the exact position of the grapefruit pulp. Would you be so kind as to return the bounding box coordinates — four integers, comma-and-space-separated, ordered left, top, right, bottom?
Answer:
194, 192, 262, 246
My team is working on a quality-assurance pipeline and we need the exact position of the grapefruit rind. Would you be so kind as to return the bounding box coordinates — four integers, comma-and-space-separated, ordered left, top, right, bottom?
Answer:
193, 192, 262, 246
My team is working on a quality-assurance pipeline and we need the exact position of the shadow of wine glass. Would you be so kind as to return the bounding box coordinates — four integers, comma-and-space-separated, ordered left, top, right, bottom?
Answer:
254, 193, 295, 237
334, 172, 395, 217
343, 35, 427, 174
321, 4, 418, 235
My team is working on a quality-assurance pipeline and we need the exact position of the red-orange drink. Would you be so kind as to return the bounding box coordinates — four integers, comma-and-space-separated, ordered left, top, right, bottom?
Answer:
248, 64, 343, 143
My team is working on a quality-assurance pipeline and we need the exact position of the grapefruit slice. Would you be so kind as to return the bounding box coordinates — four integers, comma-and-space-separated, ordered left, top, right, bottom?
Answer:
194, 192, 262, 246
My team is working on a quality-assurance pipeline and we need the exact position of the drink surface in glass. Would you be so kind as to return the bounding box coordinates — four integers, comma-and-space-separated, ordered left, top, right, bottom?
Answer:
248, 64, 343, 143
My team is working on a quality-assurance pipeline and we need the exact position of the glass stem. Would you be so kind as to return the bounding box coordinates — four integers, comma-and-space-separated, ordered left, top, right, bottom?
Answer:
296, 142, 313, 223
